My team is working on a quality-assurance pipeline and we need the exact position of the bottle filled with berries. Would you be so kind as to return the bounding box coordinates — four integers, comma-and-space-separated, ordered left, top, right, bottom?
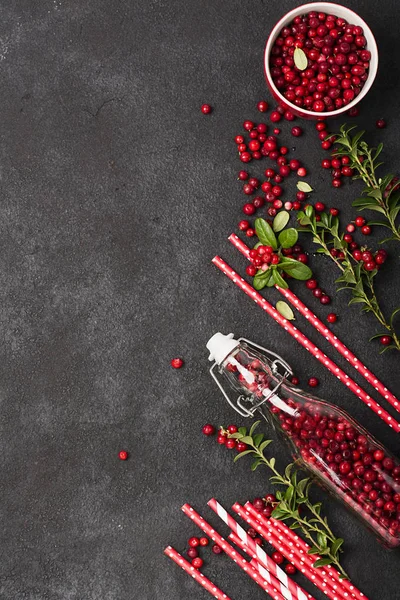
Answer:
207, 332, 400, 548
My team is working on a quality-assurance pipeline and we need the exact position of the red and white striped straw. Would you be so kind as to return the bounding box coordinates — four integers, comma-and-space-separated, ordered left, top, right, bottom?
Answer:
208, 498, 313, 600
245, 503, 367, 600
212, 255, 400, 432
164, 546, 232, 600
234, 503, 348, 600
228, 531, 314, 600
249, 557, 308, 600
266, 516, 367, 600
181, 503, 287, 600
228, 233, 399, 415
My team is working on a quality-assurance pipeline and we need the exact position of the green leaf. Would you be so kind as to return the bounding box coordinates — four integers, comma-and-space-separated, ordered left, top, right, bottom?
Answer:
313, 558, 333, 568
379, 345, 397, 354
297, 478, 310, 496
367, 221, 392, 229
284, 486, 294, 503
390, 307, 400, 327
317, 532, 327, 548
251, 459, 261, 471
273, 211, 290, 232
255, 218, 278, 249
289, 522, 301, 530
293, 46, 308, 70
272, 269, 288, 289
361, 205, 387, 215
269, 457, 276, 469
278, 228, 298, 248
239, 436, 254, 445
233, 449, 254, 462
249, 420, 261, 438
348, 297, 367, 306
279, 258, 312, 281
313, 503, 322, 515
253, 241, 262, 249
259, 440, 272, 453
297, 181, 313, 193
229, 432, 244, 439
276, 301, 295, 321
253, 269, 272, 290
307, 546, 321, 555
253, 433, 264, 447
285, 463, 293, 479
238, 427, 247, 436
390, 206, 400, 222
368, 188, 383, 200
305, 205, 314, 218
331, 538, 344, 556
271, 507, 289, 520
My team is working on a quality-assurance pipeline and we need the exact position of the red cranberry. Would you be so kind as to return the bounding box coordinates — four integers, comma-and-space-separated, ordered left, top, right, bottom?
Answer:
192, 557, 204, 569
272, 551, 284, 565
327, 313, 337, 323
285, 564, 297, 575
239, 220, 250, 231
243, 203, 256, 216
238, 170, 249, 181
212, 544, 222, 554
202, 424, 215, 436
240, 152, 252, 163
270, 111, 282, 123
380, 336, 392, 346
257, 100, 269, 112
118, 450, 128, 460
237, 441, 248, 452
253, 497, 265, 511
187, 547, 198, 558
189, 537, 200, 547
225, 438, 237, 449
201, 104, 212, 114
361, 225, 371, 235
171, 358, 184, 369
308, 377, 319, 388
376, 119, 386, 129
291, 126, 303, 137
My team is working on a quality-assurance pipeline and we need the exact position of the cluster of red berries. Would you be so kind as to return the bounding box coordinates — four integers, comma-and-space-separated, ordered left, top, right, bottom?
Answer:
186, 535, 222, 569
352, 248, 387, 272
318, 121, 357, 188
305, 278, 331, 305
269, 11, 370, 113
202, 423, 249, 452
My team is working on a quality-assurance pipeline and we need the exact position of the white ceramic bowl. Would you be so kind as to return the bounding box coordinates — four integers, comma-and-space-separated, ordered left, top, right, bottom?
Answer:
264, 2, 378, 119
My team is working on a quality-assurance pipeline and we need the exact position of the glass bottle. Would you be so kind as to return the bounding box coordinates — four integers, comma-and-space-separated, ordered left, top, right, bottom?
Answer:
207, 332, 400, 548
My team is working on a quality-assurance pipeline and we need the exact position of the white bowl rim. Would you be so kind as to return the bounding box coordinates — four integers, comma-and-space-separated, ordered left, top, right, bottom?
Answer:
264, 2, 379, 117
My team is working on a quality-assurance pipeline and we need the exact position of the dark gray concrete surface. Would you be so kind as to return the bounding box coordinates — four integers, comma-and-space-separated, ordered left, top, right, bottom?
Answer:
0, 1, 399, 598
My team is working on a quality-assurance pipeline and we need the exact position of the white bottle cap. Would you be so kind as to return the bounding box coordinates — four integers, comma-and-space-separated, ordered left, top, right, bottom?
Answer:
206, 332, 240, 365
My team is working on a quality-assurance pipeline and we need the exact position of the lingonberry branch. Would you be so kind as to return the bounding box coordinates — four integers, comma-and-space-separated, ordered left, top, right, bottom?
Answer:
332, 125, 400, 243
297, 206, 400, 352
228, 422, 349, 579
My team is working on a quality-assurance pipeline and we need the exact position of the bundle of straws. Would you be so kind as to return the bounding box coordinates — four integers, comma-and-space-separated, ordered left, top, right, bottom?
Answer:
165, 499, 368, 600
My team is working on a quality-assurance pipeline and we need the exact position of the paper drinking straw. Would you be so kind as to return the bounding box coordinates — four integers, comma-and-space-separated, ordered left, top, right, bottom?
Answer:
212, 255, 400, 433
208, 498, 313, 600
228, 530, 313, 600
164, 546, 232, 599
181, 503, 288, 600
228, 233, 399, 415
235, 503, 347, 600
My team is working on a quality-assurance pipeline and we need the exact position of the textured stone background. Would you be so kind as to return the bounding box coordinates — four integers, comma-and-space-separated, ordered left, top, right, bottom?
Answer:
0, 1, 399, 598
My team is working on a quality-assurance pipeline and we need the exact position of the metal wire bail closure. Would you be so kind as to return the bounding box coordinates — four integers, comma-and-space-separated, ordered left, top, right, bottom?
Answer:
209, 337, 293, 418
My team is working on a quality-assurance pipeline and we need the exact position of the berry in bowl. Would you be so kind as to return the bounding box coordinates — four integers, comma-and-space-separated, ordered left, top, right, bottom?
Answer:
264, 2, 378, 119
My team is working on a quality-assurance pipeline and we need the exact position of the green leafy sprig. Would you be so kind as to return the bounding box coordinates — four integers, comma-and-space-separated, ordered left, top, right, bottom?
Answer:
297, 206, 400, 352
332, 125, 400, 243
228, 421, 348, 579
251, 213, 312, 291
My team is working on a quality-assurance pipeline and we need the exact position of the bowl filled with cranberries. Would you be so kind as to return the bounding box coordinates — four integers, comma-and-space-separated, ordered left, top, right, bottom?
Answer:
264, 2, 378, 119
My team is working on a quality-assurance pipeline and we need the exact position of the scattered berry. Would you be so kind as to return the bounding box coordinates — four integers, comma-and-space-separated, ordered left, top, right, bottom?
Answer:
376, 119, 386, 129
291, 126, 303, 137
189, 537, 200, 548
308, 377, 319, 388
201, 104, 212, 114
327, 313, 337, 324
236, 441, 248, 453
212, 544, 223, 555
257, 100, 269, 112
272, 551, 284, 565
361, 225, 371, 235
187, 548, 199, 559
202, 424, 215, 436
285, 564, 297, 575
380, 336, 392, 346
199, 537, 209, 547
291, 377, 300, 386
192, 557, 204, 569
171, 358, 184, 369
118, 450, 128, 461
